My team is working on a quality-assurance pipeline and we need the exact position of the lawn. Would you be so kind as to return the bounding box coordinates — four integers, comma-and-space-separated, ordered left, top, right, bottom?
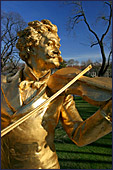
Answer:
55, 96, 112, 169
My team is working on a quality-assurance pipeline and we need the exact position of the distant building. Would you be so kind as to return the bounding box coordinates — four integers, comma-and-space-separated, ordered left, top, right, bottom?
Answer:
66, 65, 112, 78
90, 71, 97, 77
103, 68, 112, 78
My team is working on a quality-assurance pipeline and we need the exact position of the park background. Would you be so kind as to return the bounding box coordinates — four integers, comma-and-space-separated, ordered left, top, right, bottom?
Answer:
1, 0, 112, 169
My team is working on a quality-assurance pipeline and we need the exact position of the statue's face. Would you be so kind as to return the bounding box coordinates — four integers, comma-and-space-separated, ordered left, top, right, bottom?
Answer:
40, 32, 63, 66
27, 32, 63, 75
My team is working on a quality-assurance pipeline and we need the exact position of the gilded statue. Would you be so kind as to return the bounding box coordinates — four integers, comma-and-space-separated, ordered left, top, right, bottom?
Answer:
1, 19, 112, 169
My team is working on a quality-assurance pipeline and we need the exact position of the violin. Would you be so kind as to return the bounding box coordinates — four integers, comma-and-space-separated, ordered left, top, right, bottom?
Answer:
47, 67, 112, 107
1, 65, 112, 137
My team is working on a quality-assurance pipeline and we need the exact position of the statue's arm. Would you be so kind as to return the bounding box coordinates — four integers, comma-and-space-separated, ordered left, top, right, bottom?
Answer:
1, 90, 12, 130
60, 95, 112, 147
48, 68, 112, 107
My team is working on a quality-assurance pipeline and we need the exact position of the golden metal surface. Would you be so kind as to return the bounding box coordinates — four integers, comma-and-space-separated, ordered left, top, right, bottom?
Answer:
1, 19, 112, 169
1, 65, 92, 137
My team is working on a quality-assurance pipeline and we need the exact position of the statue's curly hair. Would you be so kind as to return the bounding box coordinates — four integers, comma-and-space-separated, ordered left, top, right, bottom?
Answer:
16, 19, 59, 61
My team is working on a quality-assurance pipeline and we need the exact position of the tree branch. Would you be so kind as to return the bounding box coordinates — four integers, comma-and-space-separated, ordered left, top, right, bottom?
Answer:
90, 42, 99, 48
102, 50, 112, 75
107, 50, 112, 65
83, 13, 100, 43
1, 37, 17, 58
101, 2, 112, 41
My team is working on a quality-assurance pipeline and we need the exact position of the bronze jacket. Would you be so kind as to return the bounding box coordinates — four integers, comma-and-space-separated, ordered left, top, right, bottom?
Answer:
1, 69, 112, 169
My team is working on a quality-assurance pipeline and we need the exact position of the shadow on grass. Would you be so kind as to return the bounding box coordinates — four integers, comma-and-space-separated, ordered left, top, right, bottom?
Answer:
58, 158, 112, 164
55, 140, 112, 148
56, 149, 112, 157
87, 142, 112, 148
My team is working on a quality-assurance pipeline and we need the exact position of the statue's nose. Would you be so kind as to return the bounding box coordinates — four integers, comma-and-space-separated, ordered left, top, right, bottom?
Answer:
53, 48, 61, 55
53, 50, 59, 55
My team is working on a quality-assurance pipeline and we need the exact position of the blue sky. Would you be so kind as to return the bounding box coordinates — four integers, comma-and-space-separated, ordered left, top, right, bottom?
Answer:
1, 1, 111, 63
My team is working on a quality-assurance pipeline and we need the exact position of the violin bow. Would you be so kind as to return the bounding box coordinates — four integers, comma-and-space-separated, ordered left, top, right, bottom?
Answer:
1, 64, 92, 137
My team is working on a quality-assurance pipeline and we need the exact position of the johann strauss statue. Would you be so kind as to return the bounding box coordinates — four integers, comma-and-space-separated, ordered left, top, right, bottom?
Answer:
1, 19, 112, 169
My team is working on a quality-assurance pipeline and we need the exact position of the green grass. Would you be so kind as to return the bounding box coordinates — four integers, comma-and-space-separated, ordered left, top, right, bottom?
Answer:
55, 96, 112, 169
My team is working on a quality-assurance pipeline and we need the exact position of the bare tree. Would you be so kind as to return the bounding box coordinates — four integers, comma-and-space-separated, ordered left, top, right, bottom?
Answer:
75, 60, 79, 65
81, 59, 93, 68
1, 11, 27, 72
66, 1, 112, 76
67, 59, 75, 66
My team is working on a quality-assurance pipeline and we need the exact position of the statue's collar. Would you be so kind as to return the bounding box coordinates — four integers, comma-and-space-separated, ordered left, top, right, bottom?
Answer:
1, 66, 51, 114
21, 64, 51, 82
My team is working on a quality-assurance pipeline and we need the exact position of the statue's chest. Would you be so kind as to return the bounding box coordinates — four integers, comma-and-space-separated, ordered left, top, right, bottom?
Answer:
9, 93, 64, 143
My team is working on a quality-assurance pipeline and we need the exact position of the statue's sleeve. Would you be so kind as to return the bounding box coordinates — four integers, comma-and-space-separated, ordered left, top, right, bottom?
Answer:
1, 88, 12, 130
60, 95, 112, 146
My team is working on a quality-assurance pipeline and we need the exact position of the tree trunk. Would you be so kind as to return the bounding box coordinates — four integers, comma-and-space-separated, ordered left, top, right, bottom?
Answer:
98, 43, 106, 77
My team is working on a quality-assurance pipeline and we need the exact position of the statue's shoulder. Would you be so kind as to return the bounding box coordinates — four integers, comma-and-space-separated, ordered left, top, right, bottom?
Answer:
2, 69, 23, 84
1, 74, 7, 83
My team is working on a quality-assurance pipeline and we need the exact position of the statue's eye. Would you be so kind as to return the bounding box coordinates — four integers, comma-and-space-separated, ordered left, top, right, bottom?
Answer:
48, 41, 53, 46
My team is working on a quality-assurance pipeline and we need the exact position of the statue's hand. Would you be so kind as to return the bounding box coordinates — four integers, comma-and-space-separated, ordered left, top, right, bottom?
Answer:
100, 99, 112, 123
